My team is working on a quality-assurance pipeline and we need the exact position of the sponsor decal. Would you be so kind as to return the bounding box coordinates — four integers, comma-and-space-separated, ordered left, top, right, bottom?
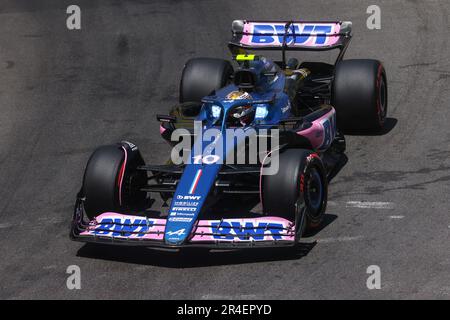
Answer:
176, 195, 202, 201
319, 111, 336, 150
170, 211, 195, 217
173, 201, 199, 207
191, 217, 295, 242
80, 213, 165, 240
171, 207, 197, 212
81, 214, 295, 244
211, 221, 285, 240
92, 218, 150, 237
248, 23, 339, 46
169, 217, 193, 223
170, 198, 200, 218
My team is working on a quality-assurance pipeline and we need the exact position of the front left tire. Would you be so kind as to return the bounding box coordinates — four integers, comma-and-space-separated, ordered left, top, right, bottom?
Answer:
82, 142, 147, 220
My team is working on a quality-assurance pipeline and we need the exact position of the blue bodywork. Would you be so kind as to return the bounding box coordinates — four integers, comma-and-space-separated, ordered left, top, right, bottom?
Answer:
164, 58, 293, 245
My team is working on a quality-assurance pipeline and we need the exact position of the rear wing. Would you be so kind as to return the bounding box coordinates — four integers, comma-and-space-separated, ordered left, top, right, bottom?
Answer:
228, 20, 352, 65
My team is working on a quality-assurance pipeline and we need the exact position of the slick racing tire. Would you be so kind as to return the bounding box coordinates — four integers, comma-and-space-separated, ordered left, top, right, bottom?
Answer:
179, 57, 233, 103
82, 142, 147, 220
262, 149, 327, 232
332, 59, 388, 133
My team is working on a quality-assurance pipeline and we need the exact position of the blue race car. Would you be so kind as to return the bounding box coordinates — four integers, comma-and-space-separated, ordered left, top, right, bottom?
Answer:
71, 20, 387, 249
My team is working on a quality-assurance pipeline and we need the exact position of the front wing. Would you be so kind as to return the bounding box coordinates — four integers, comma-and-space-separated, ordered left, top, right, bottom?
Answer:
70, 200, 300, 249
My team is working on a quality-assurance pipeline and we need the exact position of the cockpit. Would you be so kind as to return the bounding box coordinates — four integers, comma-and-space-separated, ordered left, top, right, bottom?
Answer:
198, 55, 283, 129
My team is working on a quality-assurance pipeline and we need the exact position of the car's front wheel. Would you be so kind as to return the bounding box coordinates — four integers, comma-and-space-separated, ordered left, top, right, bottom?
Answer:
81, 142, 147, 220
262, 149, 328, 233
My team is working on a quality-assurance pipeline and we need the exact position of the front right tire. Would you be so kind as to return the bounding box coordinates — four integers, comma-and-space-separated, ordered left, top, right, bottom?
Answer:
262, 149, 328, 232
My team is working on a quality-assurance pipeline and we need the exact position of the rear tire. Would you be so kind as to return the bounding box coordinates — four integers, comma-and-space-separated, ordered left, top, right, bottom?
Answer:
82, 143, 147, 220
332, 59, 387, 133
262, 149, 327, 232
179, 58, 233, 103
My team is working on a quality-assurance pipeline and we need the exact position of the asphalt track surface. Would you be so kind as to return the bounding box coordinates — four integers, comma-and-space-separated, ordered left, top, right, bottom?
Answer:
0, 0, 449, 299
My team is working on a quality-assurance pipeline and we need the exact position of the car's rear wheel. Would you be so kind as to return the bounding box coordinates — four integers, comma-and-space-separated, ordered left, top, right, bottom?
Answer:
262, 149, 328, 233
82, 142, 147, 220
332, 59, 388, 133
179, 57, 233, 103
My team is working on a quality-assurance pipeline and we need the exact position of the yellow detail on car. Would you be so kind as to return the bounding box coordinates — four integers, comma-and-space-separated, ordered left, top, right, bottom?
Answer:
236, 54, 256, 61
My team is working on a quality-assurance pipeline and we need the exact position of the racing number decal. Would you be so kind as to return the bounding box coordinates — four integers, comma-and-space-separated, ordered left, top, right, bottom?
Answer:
192, 154, 220, 164
322, 119, 332, 148
320, 112, 336, 150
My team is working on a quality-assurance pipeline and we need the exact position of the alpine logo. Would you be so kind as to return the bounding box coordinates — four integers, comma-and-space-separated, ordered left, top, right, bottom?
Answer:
166, 228, 186, 236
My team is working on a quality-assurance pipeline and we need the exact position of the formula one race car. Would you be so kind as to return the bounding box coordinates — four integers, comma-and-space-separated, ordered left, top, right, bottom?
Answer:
71, 20, 387, 249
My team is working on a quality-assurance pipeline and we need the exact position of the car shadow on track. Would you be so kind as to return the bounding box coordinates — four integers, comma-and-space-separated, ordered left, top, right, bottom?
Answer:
76, 242, 316, 268
303, 213, 337, 237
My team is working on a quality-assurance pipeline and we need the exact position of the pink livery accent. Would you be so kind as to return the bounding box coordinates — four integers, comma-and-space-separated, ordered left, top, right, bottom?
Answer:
296, 107, 336, 150
240, 22, 341, 48
80, 212, 166, 240
191, 216, 295, 242
117, 146, 128, 206
159, 125, 167, 135
79, 213, 295, 243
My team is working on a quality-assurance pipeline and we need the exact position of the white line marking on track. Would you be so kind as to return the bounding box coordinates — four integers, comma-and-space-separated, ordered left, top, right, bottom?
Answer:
316, 236, 364, 243
0, 223, 12, 229
327, 201, 395, 209
43, 265, 57, 270
345, 201, 394, 209
389, 215, 405, 219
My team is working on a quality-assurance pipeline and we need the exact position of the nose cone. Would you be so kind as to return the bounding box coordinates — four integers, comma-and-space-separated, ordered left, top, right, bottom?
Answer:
164, 230, 188, 245
164, 162, 223, 246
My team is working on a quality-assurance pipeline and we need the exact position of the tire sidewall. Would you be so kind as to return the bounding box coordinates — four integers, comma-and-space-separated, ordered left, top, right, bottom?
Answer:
82, 142, 146, 220
262, 149, 327, 230
376, 67, 388, 127
332, 59, 387, 133
82, 145, 124, 219
300, 153, 328, 229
